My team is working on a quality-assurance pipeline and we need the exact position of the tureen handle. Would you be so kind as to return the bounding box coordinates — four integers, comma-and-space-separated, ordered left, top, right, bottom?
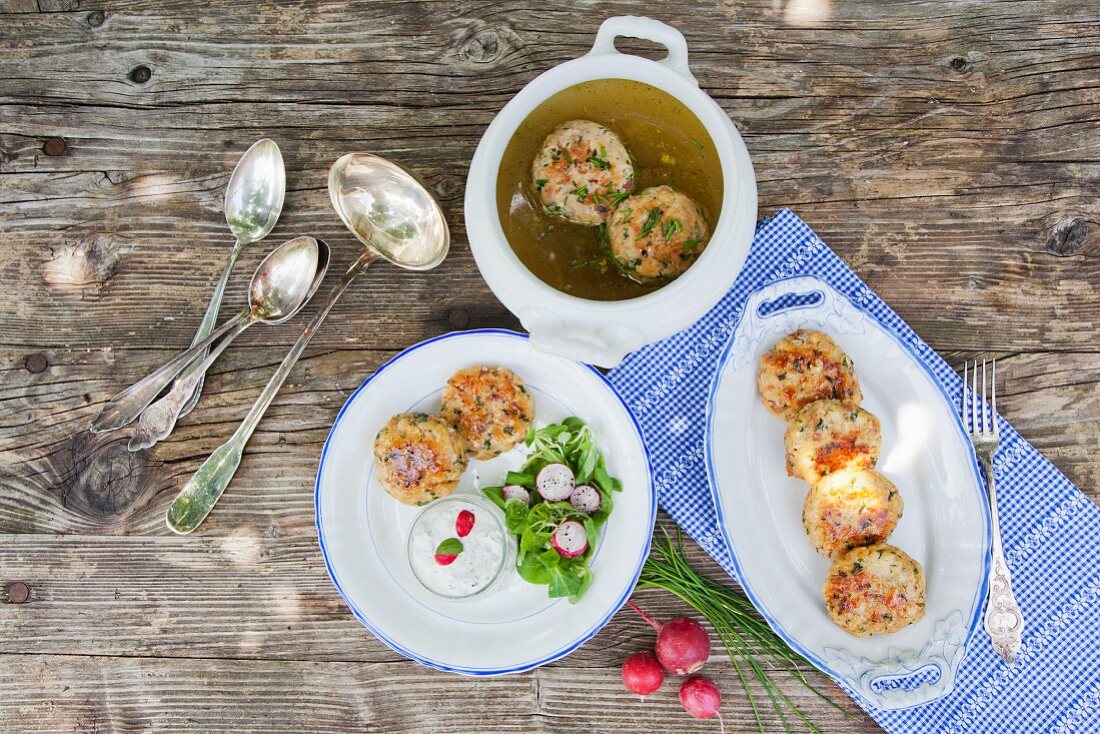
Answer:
521, 306, 645, 368
588, 16, 697, 85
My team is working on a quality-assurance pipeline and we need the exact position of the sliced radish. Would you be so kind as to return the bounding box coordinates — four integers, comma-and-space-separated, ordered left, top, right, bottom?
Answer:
434, 553, 458, 566
550, 519, 588, 558
502, 485, 531, 506
537, 463, 575, 502
454, 509, 475, 538
569, 484, 602, 514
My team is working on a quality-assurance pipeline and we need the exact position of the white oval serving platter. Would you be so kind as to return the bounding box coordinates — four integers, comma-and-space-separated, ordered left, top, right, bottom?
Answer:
705, 276, 990, 709
315, 329, 656, 675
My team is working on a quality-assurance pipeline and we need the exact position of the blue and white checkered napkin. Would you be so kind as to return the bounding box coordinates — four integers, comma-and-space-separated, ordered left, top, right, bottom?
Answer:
607, 209, 1100, 733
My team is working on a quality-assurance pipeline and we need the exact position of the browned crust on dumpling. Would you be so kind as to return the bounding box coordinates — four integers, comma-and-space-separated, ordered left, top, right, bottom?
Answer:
785, 399, 881, 483
824, 544, 925, 636
373, 412, 467, 506
758, 330, 862, 420
441, 366, 535, 460
803, 469, 903, 559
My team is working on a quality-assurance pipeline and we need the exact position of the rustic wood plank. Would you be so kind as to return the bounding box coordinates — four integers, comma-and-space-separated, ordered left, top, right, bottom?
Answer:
0, 651, 870, 734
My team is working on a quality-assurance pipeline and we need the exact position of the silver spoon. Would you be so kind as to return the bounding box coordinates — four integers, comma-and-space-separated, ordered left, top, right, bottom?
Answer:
165, 153, 449, 534
91, 236, 328, 434
127, 239, 331, 451
134, 139, 286, 442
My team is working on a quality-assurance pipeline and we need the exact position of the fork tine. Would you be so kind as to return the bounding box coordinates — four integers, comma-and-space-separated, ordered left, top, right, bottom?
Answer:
982, 360, 988, 434
992, 359, 998, 435
962, 361, 968, 430
971, 360, 978, 434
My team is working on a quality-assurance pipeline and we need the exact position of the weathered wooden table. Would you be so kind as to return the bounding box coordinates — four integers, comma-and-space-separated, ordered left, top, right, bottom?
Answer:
2, 1, 1097, 732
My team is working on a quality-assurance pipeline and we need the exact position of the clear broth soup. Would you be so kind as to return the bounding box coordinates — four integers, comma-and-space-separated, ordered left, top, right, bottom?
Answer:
496, 78, 724, 301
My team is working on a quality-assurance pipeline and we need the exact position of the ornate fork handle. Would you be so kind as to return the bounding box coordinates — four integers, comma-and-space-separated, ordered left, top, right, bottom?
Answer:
977, 451, 1024, 664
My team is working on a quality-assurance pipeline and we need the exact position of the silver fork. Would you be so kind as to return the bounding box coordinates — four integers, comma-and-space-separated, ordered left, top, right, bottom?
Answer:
963, 359, 1024, 665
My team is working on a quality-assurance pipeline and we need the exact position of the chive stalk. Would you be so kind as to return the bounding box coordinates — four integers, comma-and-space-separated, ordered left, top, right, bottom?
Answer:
638, 529, 848, 733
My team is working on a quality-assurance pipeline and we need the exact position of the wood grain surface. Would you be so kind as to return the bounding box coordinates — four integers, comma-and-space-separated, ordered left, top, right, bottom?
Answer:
1, 0, 1097, 732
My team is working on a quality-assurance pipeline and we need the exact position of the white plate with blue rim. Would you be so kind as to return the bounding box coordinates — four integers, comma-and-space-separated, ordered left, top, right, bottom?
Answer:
705, 276, 991, 710
315, 329, 656, 675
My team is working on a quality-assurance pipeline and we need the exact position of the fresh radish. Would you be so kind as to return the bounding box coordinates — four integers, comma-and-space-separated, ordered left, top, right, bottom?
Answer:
434, 552, 458, 566
454, 509, 475, 537
569, 484, 602, 514
627, 601, 711, 675
550, 519, 588, 558
502, 484, 531, 506
621, 651, 664, 696
536, 463, 575, 502
680, 676, 723, 730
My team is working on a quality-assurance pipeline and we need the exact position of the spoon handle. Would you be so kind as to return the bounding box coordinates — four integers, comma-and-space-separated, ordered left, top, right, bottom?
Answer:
177, 238, 247, 419
166, 255, 373, 534
91, 309, 252, 434
127, 317, 252, 451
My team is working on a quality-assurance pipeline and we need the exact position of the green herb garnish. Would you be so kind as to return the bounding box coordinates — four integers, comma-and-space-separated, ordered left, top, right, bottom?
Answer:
599, 223, 635, 275
683, 238, 702, 250
689, 138, 704, 149
571, 184, 588, 199
570, 258, 599, 269
641, 207, 663, 237
535, 178, 548, 192
593, 189, 631, 209
662, 218, 682, 240
435, 538, 463, 556
588, 153, 610, 169
596, 223, 610, 248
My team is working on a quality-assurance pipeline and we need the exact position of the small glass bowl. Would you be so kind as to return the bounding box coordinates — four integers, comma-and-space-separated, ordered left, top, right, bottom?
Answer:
405, 494, 514, 601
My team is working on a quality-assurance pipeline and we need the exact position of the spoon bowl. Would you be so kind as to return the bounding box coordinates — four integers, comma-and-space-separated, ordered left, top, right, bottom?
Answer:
248, 235, 329, 323
327, 153, 449, 271
226, 139, 287, 244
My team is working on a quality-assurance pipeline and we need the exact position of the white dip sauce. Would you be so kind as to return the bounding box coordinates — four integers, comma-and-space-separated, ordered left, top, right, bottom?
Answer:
409, 499, 505, 598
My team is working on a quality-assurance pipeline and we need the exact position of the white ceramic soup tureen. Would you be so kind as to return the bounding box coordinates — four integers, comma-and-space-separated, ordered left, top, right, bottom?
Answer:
466, 16, 758, 367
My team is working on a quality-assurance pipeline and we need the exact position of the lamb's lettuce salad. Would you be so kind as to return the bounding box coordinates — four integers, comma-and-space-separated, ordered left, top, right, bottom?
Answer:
483, 417, 622, 603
